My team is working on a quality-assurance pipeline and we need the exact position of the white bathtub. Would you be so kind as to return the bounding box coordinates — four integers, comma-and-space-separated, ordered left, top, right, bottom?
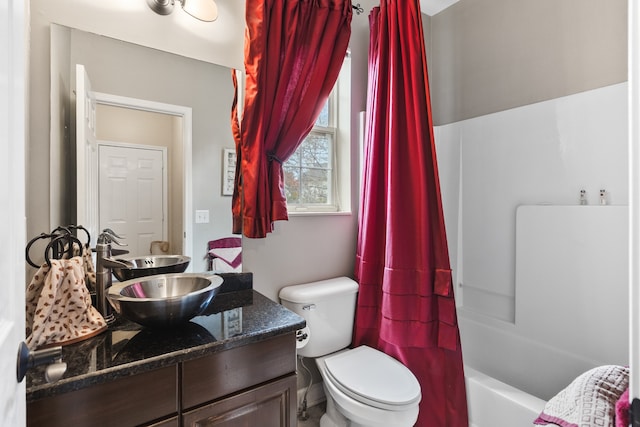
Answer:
465, 366, 546, 427
457, 206, 629, 427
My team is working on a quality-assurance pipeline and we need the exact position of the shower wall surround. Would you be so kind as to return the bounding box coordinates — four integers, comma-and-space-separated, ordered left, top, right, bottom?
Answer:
434, 82, 628, 321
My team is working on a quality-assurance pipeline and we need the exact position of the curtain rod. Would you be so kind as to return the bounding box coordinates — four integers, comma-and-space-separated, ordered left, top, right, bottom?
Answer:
352, 3, 364, 14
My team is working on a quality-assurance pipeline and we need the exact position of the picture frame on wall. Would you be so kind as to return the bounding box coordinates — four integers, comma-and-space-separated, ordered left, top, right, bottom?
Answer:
222, 148, 237, 196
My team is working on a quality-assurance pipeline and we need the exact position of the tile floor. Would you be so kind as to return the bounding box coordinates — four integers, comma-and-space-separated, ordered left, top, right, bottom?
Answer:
297, 402, 325, 427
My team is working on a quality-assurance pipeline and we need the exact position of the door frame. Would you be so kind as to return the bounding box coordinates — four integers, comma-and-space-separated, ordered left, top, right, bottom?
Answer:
629, 0, 639, 410
93, 92, 193, 263
2, 0, 26, 424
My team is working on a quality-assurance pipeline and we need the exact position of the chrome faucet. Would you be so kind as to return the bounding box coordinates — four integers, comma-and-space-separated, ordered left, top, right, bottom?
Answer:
95, 229, 130, 324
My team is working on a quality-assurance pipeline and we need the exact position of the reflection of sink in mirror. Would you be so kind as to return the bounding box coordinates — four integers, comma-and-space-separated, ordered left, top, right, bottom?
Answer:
49, 24, 239, 271
111, 255, 191, 282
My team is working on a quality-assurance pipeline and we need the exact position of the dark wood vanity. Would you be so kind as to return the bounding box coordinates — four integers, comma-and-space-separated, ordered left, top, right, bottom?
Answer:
26, 286, 305, 427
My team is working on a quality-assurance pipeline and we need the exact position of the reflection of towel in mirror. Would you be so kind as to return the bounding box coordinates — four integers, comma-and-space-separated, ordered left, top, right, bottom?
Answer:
208, 247, 242, 267
82, 246, 97, 292
67, 241, 96, 293
207, 237, 242, 272
25, 257, 106, 350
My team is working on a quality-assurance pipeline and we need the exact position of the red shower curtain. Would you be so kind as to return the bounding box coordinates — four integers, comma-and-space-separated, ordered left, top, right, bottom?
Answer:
231, 0, 352, 238
353, 1, 468, 425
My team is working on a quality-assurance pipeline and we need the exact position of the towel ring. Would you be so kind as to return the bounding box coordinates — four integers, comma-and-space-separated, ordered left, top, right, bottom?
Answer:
73, 225, 91, 248
25, 233, 55, 268
27, 225, 92, 268
50, 227, 72, 259
52, 225, 91, 250
44, 234, 83, 267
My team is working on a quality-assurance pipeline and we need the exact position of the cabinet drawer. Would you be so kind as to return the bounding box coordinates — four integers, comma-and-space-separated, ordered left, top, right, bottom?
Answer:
182, 374, 297, 427
27, 366, 178, 427
182, 333, 296, 409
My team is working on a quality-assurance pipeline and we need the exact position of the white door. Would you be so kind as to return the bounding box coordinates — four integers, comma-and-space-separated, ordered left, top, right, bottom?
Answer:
99, 144, 166, 256
1, 0, 26, 424
76, 64, 99, 246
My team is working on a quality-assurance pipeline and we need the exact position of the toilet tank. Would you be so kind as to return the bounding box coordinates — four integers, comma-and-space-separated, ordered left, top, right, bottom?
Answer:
279, 277, 358, 358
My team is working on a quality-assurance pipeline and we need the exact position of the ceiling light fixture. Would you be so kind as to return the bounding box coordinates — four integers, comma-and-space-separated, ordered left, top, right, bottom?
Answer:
146, 0, 218, 22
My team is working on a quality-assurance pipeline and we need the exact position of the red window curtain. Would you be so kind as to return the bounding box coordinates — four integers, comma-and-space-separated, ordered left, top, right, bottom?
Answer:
354, 1, 468, 425
231, 0, 352, 238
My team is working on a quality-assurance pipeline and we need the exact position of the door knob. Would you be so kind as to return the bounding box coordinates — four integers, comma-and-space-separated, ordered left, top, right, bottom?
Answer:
16, 342, 65, 383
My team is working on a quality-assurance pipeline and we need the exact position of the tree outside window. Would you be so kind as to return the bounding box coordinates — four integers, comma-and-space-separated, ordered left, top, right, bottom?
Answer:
284, 99, 337, 210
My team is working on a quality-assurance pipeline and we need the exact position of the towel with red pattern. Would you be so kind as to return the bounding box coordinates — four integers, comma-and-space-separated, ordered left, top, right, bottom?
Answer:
25, 256, 106, 350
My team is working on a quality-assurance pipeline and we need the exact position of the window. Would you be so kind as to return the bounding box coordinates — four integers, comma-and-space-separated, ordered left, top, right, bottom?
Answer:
284, 53, 351, 214
283, 98, 336, 210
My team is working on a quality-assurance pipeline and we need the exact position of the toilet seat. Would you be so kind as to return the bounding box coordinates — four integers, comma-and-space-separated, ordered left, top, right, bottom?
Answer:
322, 346, 421, 411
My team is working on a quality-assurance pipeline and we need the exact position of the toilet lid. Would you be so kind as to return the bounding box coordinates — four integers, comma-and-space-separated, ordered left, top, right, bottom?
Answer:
323, 346, 421, 409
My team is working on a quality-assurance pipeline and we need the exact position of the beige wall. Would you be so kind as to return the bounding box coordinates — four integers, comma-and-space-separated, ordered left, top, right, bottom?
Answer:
429, 0, 627, 125
96, 106, 176, 149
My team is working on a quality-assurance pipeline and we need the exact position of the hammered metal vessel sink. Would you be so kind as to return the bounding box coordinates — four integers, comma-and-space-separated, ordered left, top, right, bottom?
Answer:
107, 273, 223, 327
111, 255, 191, 282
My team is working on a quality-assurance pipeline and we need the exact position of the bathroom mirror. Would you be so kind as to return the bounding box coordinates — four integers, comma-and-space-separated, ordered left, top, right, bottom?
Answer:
49, 24, 239, 271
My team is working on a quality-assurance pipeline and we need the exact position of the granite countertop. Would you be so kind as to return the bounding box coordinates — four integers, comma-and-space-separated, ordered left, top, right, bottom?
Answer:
26, 276, 305, 402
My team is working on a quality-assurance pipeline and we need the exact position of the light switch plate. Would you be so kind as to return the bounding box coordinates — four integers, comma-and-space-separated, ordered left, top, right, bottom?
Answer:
195, 210, 209, 224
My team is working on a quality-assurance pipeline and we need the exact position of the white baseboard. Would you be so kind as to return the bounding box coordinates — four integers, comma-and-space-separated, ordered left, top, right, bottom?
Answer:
297, 382, 325, 408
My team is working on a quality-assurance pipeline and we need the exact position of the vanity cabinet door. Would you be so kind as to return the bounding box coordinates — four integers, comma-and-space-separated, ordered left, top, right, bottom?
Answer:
181, 333, 296, 409
27, 366, 178, 427
182, 374, 297, 427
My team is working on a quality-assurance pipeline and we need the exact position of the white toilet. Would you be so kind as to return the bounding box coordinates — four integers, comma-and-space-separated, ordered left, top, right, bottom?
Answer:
279, 277, 421, 427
